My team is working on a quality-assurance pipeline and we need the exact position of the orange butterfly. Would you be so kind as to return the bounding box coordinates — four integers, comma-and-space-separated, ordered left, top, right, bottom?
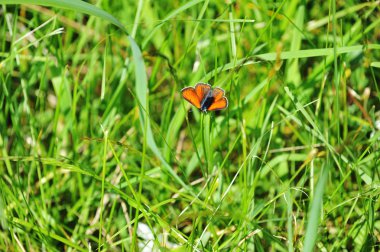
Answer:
181, 83, 228, 112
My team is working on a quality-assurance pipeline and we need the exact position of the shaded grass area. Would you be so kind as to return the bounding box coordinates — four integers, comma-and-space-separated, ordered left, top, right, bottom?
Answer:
1, 0, 380, 251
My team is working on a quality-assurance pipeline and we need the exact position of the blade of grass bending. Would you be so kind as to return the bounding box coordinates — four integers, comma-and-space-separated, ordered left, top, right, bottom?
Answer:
129, 37, 194, 195
201, 44, 380, 83
1, 0, 127, 33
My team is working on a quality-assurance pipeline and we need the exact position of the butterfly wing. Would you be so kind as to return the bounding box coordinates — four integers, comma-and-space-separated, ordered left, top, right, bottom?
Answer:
207, 97, 228, 111
211, 87, 225, 101
181, 87, 201, 109
195, 83, 212, 101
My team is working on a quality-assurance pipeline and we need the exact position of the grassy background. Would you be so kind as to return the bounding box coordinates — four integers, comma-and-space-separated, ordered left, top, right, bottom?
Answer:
1, 0, 380, 251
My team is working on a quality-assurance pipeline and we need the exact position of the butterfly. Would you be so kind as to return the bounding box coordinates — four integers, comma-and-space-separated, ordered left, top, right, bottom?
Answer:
181, 83, 228, 112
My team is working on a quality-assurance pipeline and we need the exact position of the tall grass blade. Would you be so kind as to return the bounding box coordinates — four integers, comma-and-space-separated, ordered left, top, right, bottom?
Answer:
303, 165, 329, 252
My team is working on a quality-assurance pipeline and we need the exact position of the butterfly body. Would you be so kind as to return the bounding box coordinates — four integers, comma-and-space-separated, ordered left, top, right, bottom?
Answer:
200, 90, 216, 112
181, 83, 228, 112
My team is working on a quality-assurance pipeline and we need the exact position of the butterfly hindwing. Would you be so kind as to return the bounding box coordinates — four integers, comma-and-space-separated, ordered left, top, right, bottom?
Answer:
207, 97, 228, 111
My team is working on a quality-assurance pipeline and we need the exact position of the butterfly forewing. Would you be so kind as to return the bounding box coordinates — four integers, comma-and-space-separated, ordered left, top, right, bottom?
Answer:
181, 87, 201, 109
195, 83, 211, 100
207, 97, 228, 111
211, 88, 225, 101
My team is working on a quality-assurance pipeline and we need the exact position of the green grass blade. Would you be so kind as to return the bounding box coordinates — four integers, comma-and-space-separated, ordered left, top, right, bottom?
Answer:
303, 164, 329, 252
257, 44, 380, 61
142, 0, 204, 48
129, 37, 193, 194
1, 0, 127, 33
370, 62, 380, 68
285, 4, 304, 86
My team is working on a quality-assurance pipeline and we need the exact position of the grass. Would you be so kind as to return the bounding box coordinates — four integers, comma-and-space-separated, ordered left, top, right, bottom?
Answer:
1, 0, 380, 251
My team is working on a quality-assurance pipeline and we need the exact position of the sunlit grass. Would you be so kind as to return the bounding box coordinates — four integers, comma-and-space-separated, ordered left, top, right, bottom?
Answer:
0, 0, 379, 251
